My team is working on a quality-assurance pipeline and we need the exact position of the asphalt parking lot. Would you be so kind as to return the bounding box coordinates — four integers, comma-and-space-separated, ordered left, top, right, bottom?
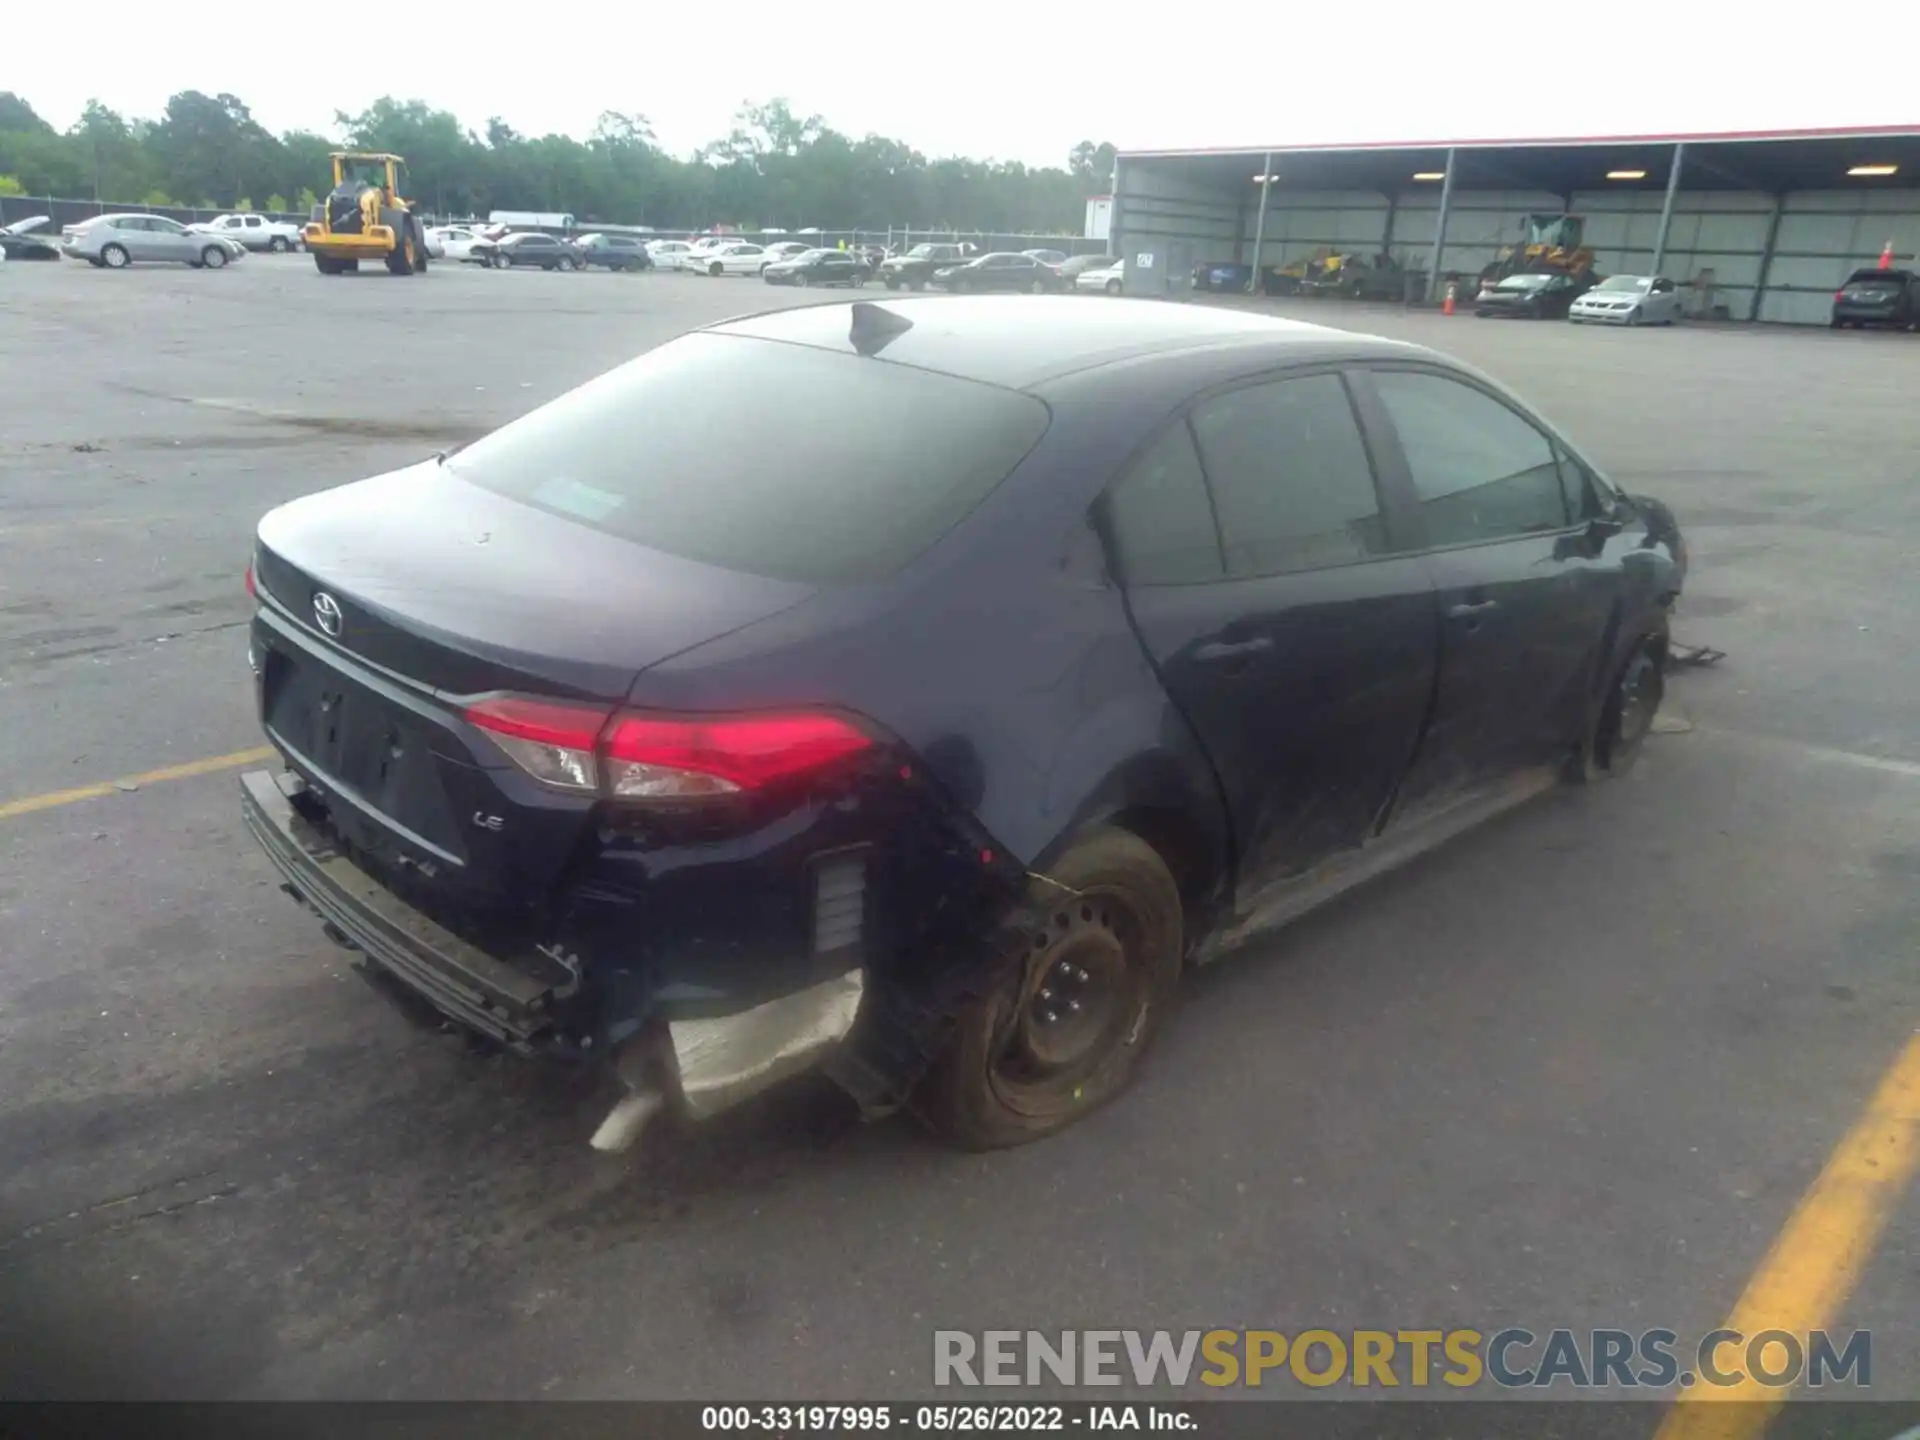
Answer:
3, 254, 1919, 1415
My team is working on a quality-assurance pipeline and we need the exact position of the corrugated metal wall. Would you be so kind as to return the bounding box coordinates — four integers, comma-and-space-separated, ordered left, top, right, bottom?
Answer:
1115, 161, 1244, 260
1763, 190, 1920, 323
1116, 160, 1920, 324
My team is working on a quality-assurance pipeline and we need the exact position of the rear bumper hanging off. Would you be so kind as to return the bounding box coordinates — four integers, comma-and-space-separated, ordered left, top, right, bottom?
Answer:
241, 767, 868, 1125
241, 768, 557, 1051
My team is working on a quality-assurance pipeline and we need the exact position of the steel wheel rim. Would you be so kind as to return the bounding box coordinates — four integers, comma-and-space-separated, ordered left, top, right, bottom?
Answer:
1614, 650, 1660, 753
987, 889, 1150, 1118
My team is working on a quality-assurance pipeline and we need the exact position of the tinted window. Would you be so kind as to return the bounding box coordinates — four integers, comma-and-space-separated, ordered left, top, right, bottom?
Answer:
519, 235, 554, 247
1372, 370, 1569, 545
1555, 443, 1602, 521
447, 333, 1050, 584
1102, 423, 1223, 586
1188, 373, 1386, 577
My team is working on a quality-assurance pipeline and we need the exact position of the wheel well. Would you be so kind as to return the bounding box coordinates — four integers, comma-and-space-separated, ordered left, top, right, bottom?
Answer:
1102, 805, 1222, 946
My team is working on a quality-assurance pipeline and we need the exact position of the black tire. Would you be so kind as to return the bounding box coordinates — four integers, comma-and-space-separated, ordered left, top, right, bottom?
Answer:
88, 257, 106, 268
101, 243, 130, 269
884, 277, 900, 290
557, 254, 576, 272
314, 252, 344, 275
385, 229, 416, 275
200, 245, 228, 269
1027, 278, 1045, 294
708, 260, 724, 277
1105, 278, 1121, 296
269, 236, 290, 253
793, 272, 809, 287
913, 826, 1183, 1150
1570, 629, 1667, 782
492, 250, 512, 269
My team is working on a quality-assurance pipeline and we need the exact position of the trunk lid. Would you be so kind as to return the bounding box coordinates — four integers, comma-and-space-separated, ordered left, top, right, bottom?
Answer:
252, 460, 815, 907
255, 460, 815, 700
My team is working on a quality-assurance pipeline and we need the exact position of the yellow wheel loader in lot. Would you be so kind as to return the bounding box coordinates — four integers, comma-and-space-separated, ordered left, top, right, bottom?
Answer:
304, 152, 429, 275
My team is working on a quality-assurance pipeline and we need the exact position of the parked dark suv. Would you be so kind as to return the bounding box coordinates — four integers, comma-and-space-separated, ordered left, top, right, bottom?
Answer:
1830, 268, 1919, 329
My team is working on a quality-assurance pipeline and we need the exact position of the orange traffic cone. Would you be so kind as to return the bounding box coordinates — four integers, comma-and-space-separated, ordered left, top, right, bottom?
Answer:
1880, 238, 1896, 268
1442, 281, 1457, 316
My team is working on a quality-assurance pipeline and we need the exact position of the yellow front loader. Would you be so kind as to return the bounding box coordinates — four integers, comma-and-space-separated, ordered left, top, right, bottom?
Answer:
304, 152, 429, 275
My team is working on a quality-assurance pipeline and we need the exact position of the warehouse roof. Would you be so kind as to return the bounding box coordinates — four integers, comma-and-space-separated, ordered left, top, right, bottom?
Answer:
1118, 126, 1920, 194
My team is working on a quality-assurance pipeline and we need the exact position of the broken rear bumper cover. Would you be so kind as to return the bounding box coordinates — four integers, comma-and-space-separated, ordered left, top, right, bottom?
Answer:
239, 767, 865, 1121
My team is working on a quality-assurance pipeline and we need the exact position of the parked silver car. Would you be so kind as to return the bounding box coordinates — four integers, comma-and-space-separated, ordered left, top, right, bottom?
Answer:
61, 214, 246, 270
1568, 274, 1683, 326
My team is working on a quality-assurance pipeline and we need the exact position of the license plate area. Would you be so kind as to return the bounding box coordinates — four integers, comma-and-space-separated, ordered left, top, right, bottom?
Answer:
263, 648, 469, 865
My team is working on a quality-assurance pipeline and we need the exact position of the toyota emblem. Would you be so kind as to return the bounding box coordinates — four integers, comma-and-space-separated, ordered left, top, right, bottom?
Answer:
312, 591, 344, 637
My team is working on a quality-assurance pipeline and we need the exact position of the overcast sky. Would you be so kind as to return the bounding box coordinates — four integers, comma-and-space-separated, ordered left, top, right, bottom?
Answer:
16, 9, 1912, 168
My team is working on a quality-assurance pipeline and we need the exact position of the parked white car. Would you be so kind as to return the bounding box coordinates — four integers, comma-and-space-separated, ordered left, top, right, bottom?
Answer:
426, 225, 487, 262
190, 213, 303, 252
695, 241, 770, 277
1568, 274, 1684, 326
762, 241, 811, 263
1076, 260, 1124, 295
647, 240, 695, 271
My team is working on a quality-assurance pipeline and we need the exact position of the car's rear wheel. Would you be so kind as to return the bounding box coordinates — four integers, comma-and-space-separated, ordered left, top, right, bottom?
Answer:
708, 261, 724, 277
1570, 630, 1666, 782
200, 245, 228, 268
557, 255, 576, 272
1105, 278, 1121, 295
493, 250, 512, 269
101, 243, 130, 269
914, 827, 1182, 1150
269, 236, 289, 253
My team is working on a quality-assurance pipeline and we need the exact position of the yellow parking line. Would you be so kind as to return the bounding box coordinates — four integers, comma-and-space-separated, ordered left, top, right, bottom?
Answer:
0, 746, 275, 822
1655, 1031, 1920, 1439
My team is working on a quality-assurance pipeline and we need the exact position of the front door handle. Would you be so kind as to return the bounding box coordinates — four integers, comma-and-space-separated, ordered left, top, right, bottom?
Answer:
1194, 636, 1274, 663
1446, 599, 1498, 619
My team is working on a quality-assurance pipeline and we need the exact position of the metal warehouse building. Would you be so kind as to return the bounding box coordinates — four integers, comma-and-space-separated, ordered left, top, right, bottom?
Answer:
1110, 126, 1920, 323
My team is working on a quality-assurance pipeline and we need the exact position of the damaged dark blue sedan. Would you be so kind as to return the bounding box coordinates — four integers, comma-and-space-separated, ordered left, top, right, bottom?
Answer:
240, 296, 1686, 1152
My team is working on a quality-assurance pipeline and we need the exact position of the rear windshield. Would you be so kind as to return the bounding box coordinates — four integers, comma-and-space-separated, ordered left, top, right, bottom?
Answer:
1844, 270, 1912, 286
446, 332, 1050, 584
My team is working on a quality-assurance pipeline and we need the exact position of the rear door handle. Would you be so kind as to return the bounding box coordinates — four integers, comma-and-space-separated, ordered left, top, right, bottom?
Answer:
1446, 600, 1498, 619
1194, 636, 1274, 663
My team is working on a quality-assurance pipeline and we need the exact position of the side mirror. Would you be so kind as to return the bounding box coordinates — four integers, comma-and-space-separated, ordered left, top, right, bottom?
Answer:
1587, 513, 1624, 543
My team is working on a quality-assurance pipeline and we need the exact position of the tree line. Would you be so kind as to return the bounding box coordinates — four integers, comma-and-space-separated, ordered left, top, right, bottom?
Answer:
0, 91, 1116, 234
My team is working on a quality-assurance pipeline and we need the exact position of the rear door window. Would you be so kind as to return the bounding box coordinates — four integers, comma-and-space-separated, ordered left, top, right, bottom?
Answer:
1187, 372, 1388, 576
446, 332, 1050, 584
1370, 369, 1570, 546
1102, 423, 1224, 585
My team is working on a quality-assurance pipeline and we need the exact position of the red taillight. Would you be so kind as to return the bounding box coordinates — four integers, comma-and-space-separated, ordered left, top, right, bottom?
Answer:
1835, 290, 1846, 302
465, 698, 872, 799
244, 563, 256, 598
465, 695, 610, 792
603, 713, 871, 797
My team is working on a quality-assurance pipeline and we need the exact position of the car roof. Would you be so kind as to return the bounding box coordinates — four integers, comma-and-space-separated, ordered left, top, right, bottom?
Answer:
705, 295, 1417, 390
